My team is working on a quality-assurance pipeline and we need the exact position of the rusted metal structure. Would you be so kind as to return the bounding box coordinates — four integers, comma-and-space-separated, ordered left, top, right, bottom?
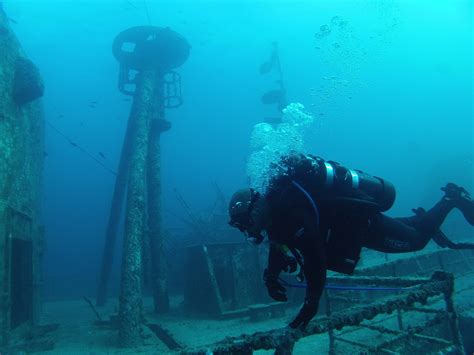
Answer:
183, 242, 264, 317
186, 271, 464, 354
178, 247, 474, 354
95, 26, 189, 346
0, 8, 45, 347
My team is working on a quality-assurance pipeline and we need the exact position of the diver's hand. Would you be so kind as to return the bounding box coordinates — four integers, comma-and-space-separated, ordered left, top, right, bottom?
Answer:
263, 269, 287, 302
289, 298, 318, 329
281, 255, 297, 273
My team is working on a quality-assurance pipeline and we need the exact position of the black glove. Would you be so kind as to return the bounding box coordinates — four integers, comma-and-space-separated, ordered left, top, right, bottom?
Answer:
263, 269, 287, 302
289, 298, 318, 329
281, 255, 298, 273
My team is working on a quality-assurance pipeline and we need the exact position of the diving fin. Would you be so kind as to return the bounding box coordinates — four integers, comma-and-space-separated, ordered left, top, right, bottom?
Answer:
441, 183, 474, 226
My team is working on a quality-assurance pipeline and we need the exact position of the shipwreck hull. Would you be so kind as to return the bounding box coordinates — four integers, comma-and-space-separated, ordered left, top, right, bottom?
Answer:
0, 8, 45, 347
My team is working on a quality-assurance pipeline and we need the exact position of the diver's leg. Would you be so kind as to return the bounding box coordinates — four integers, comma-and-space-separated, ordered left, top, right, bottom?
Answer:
363, 183, 474, 254
412, 183, 474, 232
413, 197, 454, 234
363, 214, 432, 253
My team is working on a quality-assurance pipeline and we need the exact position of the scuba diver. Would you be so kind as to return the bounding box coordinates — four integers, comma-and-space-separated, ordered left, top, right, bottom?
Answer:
228, 153, 474, 329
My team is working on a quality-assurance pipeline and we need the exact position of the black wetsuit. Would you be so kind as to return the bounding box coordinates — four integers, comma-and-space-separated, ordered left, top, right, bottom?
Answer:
263, 153, 454, 328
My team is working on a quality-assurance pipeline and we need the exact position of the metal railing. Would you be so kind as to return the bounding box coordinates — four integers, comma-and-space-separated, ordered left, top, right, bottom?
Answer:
185, 271, 464, 354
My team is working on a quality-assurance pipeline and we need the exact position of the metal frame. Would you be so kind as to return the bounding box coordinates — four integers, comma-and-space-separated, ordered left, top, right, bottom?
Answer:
185, 271, 464, 354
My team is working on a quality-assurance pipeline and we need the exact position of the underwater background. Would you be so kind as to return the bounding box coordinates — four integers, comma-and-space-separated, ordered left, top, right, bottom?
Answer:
3, 0, 472, 303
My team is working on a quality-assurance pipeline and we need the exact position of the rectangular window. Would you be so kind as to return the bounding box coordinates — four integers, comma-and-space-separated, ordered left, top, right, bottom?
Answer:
10, 237, 33, 329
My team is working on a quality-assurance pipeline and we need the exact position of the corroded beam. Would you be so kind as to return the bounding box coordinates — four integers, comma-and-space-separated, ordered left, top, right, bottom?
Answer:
118, 70, 155, 347
326, 275, 431, 287
96, 99, 137, 307
147, 96, 171, 313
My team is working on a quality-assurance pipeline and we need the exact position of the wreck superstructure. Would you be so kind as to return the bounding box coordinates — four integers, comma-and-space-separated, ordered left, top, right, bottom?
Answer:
0, 8, 45, 346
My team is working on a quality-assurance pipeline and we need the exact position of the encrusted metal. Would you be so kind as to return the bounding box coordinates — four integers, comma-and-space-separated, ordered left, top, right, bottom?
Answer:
183, 271, 464, 355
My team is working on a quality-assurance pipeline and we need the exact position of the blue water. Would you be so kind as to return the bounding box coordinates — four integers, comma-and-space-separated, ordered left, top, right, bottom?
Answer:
4, 0, 472, 301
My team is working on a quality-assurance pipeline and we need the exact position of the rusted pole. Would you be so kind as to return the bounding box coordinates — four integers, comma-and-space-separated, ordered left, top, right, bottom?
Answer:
0, 201, 8, 346
147, 84, 171, 313
96, 104, 136, 306
108, 25, 189, 348
390, 259, 404, 331
324, 289, 336, 355
118, 70, 155, 347
442, 273, 465, 353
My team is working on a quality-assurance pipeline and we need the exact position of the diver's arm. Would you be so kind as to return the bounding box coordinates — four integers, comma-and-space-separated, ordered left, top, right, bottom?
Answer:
267, 242, 286, 274
263, 241, 293, 302
289, 209, 327, 329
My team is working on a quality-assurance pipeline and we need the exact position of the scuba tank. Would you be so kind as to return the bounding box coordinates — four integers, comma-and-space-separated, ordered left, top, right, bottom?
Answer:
285, 155, 396, 213
321, 159, 396, 212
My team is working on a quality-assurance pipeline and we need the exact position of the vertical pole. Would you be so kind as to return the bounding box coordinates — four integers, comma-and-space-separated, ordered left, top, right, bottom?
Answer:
437, 252, 446, 271
443, 277, 465, 353
118, 70, 155, 347
396, 309, 404, 331
202, 245, 225, 315
0, 201, 8, 346
97, 99, 137, 306
324, 289, 336, 355
390, 262, 404, 331
147, 79, 170, 313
